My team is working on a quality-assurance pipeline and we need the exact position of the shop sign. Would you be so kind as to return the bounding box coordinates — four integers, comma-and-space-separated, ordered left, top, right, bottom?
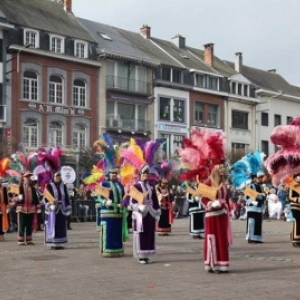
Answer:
28, 103, 85, 116
157, 122, 188, 134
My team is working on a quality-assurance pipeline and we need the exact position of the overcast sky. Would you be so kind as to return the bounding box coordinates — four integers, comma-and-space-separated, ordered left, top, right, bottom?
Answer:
72, 0, 300, 86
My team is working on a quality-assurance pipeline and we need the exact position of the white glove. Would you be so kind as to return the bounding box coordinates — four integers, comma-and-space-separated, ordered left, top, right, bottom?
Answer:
50, 204, 55, 211
6, 208, 10, 214
194, 196, 200, 202
138, 204, 145, 212
37, 209, 42, 214
106, 199, 112, 207
211, 200, 221, 209
17, 194, 23, 201
155, 215, 160, 222
65, 210, 72, 216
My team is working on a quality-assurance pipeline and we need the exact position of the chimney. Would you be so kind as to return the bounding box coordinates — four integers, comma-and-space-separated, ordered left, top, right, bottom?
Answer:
268, 69, 276, 73
235, 52, 243, 73
140, 25, 151, 39
204, 43, 214, 67
171, 34, 186, 49
63, 0, 72, 12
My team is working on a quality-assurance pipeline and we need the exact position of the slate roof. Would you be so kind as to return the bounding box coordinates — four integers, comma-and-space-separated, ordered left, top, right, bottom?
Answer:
186, 46, 237, 78
224, 61, 300, 97
78, 18, 159, 66
0, 0, 94, 41
115, 28, 184, 68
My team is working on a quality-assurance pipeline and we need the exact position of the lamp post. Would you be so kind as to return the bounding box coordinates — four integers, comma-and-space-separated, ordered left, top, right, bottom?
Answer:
73, 146, 80, 187
17, 43, 32, 73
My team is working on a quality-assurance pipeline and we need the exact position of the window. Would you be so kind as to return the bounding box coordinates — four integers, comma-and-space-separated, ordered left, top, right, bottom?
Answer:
261, 140, 269, 156
194, 102, 203, 124
287, 116, 293, 124
23, 119, 38, 147
73, 124, 86, 149
261, 112, 269, 126
209, 77, 218, 90
24, 29, 39, 48
195, 74, 207, 88
172, 69, 181, 83
232, 110, 248, 129
232, 143, 247, 157
243, 85, 248, 96
173, 99, 184, 123
50, 35, 64, 53
137, 105, 146, 131
173, 135, 183, 149
208, 104, 218, 126
23, 70, 38, 100
75, 41, 88, 58
162, 67, 171, 81
49, 75, 63, 104
73, 79, 86, 107
118, 103, 135, 129
49, 121, 63, 146
237, 83, 242, 95
159, 97, 171, 121
274, 114, 281, 126
231, 82, 236, 94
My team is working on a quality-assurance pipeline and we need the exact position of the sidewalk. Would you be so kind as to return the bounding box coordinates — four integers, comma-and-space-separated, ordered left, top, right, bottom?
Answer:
0, 218, 299, 300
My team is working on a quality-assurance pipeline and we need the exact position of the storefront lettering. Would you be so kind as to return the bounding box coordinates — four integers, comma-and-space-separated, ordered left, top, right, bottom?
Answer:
28, 103, 85, 116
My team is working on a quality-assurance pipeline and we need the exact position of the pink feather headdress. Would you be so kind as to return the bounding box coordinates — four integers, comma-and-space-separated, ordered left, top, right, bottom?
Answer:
178, 128, 226, 182
265, 115, 300, 186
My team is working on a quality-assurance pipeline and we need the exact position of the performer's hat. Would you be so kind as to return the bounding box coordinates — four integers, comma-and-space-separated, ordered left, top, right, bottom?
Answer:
140, 163, 150, 174
23, 171, 34, 177
54, 170, 61, 177
30, 175, 38, 181
257, 171, 265, 178
109, 167, 119, 174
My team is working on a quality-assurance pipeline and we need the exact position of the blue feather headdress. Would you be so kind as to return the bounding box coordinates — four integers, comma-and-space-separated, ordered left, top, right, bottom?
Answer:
230, 150, 265, 189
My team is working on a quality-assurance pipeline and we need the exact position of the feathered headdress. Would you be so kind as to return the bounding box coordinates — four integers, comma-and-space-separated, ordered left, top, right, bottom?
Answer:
178, 128, 226, 182
6, 151, 38, 183
33, 146, 62, 187
265, 115, 300, 186
120, 137, 165, 190
230, 150, 265, 189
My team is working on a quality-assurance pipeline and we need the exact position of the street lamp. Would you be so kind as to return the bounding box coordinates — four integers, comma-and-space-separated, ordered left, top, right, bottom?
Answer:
17, 43, 33, 73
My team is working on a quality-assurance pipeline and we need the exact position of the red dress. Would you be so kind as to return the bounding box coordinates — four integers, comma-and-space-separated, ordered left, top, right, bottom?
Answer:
201, 181, 232, 272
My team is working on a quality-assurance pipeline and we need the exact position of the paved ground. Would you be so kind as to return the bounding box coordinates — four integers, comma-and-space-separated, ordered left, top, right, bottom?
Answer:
0, 218, 299, 300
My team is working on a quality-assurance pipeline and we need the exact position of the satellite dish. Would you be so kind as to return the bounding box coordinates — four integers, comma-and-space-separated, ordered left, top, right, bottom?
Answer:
61, 165, 76, 184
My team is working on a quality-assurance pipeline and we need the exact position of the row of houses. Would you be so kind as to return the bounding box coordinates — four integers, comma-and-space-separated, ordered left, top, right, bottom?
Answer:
0, 0, 299, 168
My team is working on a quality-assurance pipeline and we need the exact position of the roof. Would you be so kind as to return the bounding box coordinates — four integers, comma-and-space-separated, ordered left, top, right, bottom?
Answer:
151, 37, 218, 74
0, 0, 94, 42
116, 28, 184, 68
225, 61, 300, 97
187, 46, 237, 78
79, 18, 162, 66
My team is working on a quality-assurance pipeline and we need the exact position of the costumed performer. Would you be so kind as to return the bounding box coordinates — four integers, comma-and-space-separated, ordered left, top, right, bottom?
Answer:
121, 138, 162, 264
178, 128, 232, 273
265, 115, 300, 247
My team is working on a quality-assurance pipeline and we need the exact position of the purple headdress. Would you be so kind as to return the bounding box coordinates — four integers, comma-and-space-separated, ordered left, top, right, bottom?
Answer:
33, 146, 62, 188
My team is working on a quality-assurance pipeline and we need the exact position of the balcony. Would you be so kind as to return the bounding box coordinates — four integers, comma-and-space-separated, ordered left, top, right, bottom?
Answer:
106, 75, 150, 95
106, 115, 150, 133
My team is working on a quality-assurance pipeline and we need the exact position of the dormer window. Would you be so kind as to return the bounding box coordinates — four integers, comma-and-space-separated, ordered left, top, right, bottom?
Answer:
50, 34, 65, 54
74, 40, 88, 58
161, 67, 182, 83
24, 28, 39, 48
231, 81, 251, 97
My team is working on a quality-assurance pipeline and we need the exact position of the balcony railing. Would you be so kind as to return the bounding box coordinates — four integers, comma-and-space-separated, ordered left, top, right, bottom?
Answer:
106, 75, 150, 94
106, 115, 150, 132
